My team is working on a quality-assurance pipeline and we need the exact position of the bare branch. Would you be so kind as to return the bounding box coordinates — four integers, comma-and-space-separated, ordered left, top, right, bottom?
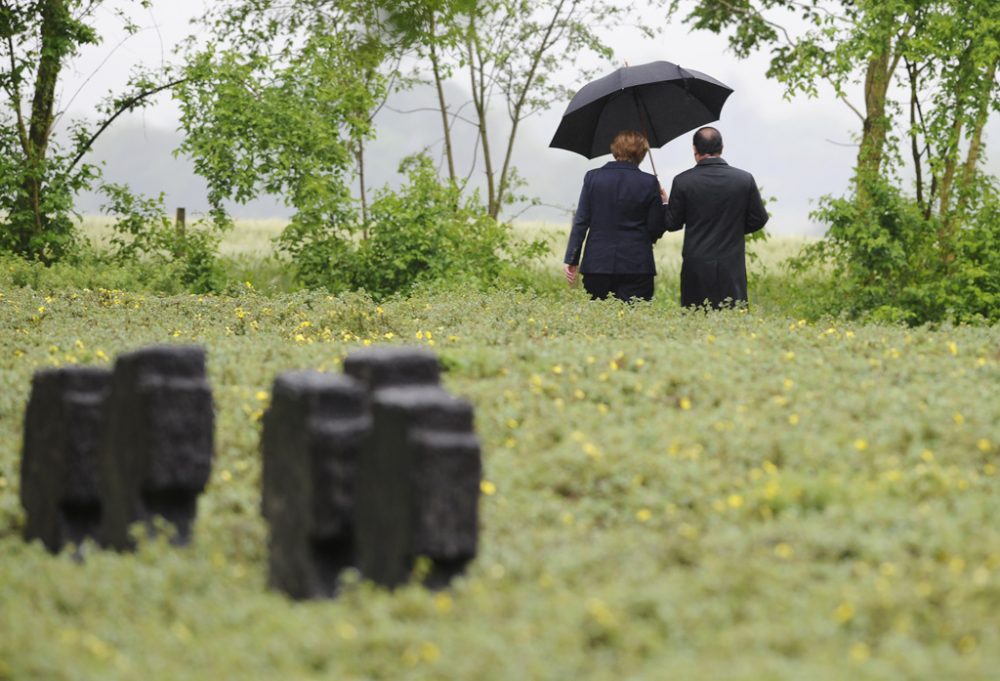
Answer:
784, 0, 851, 25
497, 0, 569, 208
370, 55, 405, 121
714, 0, 795, 45
836, 90, 866, 122
67, 77, 187, 173
713, 0, 865, 121
56, 27, 158, 125
148, 4, 166, 72
383, 104, 480, 128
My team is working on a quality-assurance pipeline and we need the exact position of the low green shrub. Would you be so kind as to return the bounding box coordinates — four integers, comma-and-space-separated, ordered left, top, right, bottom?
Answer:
791, 178, 1000, 325
276, 154, 549, 298
100, 184, 227, 294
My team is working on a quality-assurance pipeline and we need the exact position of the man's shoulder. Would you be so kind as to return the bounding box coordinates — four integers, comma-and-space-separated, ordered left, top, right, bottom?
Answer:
677, 161, 756, 184
722, 163, 756, 181
672, 165, 701, 186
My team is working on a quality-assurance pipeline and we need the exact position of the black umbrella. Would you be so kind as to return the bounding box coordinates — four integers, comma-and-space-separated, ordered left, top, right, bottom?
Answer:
550, 60, 733, 174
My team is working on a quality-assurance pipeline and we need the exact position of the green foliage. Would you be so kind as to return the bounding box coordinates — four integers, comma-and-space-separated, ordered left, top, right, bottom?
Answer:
0, 0, 178, 263
1, 277, 999, 679
182, 0, 644, 222
276, 154, 549, 298
176, 1, 392, 231
0, 0, 97, 260
676, 0, 999, 194
354, 155, 548, 298
792, 178, 1000, 324
100, 184, 225, 294
0, 142, 93, 262
274, 211, 359, 293
676, 0, 999, 322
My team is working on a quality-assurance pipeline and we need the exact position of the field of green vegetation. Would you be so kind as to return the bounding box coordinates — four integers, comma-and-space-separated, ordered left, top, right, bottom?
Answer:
1, 234, 999, 680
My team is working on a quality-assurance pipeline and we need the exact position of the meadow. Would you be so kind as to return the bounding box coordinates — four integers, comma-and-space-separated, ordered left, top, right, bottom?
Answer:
0, 229, 998, 680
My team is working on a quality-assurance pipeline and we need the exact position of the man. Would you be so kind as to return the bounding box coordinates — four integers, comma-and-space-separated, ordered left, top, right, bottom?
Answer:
657, 127, 768, 309
563, 130, 665, 302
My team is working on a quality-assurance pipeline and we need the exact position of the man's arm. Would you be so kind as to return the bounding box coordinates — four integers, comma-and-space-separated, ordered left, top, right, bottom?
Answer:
662, 178, 685, 233
745, 177, 769, 234
564, 174, 591, 266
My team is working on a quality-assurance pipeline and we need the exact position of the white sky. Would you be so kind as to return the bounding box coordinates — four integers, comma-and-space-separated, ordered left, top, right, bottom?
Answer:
54, 0, 999, 235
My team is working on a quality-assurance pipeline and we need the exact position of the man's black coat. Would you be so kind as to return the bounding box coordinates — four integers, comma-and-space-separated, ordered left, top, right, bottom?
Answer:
656, 157, 769, 308
564, 161, 665, 274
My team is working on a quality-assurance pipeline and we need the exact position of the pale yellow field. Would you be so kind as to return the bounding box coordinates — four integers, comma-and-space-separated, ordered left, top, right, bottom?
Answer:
77, 216, 289, 257
77, 216, 812, 272
514, 219, 813, 275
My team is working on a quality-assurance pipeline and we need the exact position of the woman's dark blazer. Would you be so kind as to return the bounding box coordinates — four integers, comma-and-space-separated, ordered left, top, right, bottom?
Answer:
563, 161, 665, 275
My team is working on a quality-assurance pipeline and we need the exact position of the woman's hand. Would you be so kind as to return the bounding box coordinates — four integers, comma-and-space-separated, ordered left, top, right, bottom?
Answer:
659, 186, 669, 204
563, 264, 578, 286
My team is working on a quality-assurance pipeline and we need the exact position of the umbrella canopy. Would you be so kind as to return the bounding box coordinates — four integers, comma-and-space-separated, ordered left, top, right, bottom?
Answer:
550, 60, 733, 159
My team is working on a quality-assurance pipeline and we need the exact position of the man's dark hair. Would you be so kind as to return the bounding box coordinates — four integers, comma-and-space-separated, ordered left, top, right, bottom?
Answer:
693, 127, 723, 156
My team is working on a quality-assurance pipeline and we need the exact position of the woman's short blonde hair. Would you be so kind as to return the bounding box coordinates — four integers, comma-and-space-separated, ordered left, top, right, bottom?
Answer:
610, 130, 649, 164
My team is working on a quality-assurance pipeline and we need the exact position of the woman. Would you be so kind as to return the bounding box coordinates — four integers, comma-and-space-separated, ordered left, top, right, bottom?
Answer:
562, 130, 665, 302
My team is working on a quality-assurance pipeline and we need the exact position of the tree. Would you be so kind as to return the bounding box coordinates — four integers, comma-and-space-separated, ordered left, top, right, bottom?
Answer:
0, 0, 180, 262
672, 0, 999, 214
678, 0, 1000, 322
176, 1, 397, 235
905, 0, 999, 229
393, 0, 637, 218
384, 0, 473, 186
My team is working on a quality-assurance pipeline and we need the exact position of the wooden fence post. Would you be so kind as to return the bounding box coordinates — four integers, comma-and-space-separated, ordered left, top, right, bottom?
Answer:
175, 208, 186, 257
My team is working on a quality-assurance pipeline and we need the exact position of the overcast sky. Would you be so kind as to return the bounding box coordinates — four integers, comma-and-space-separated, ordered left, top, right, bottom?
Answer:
57, 1, 999, 235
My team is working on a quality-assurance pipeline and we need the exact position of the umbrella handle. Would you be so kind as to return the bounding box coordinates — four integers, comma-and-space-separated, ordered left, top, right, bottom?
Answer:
648, 152, 659, 178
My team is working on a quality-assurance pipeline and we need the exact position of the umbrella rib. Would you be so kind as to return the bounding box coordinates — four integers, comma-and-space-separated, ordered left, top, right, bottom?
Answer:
633, 87, 661, 176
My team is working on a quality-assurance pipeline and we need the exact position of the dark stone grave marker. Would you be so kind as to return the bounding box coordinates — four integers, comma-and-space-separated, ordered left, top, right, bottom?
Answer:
343, 346, 440, 392
21, 367, 110, 553
261, 371, 371, 599
99, 345, 214, 550
354, 385, 481, 589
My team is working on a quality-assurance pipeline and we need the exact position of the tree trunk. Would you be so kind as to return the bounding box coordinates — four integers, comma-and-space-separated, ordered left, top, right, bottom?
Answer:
855, 49, 892, 203
952, 59, 997, 219
428, 16, 456, 185
496, 0, 567, 219
11, 0, 66, 259
936, 114, 965, 218
357, 137, 368, 238
906, 60, 925, 210
466, 21, 497, 217
935, 42, 980, 219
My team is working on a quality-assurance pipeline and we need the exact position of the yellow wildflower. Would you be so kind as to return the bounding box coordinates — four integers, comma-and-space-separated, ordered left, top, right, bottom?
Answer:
833, 602, 855, 623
